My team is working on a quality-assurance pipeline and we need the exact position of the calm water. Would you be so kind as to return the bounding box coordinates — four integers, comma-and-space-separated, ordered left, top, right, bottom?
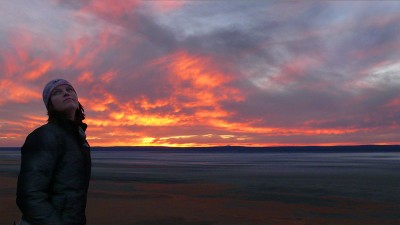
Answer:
88, 148, 400, 205
1, 147, 400, 222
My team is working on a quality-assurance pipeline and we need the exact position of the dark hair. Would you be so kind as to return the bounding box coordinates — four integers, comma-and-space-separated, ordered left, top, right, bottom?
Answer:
47, 101, 86, 123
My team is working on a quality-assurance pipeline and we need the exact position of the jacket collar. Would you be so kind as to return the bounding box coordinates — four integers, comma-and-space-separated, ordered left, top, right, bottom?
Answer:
49, 118, 87, 132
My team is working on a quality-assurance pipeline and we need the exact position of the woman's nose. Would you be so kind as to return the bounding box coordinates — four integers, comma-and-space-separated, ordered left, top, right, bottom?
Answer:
63, 90, 71, 96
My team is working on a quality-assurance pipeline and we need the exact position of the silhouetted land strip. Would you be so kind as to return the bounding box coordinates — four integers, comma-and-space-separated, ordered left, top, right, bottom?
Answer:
2, 145, 399, 152
89, 145, 400, 152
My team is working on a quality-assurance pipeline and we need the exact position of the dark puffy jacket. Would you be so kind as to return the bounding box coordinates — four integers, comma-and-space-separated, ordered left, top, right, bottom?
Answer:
17, 119, 91, 225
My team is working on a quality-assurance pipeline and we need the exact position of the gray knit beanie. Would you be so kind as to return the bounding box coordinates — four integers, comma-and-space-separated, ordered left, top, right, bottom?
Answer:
42, 79, 76, 109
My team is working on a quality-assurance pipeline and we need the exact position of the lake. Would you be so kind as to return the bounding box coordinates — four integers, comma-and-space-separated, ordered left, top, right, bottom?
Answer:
1, 146, 399, 224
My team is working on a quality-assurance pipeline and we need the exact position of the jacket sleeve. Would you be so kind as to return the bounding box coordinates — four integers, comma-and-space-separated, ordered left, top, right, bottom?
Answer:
16, 128, 63, 225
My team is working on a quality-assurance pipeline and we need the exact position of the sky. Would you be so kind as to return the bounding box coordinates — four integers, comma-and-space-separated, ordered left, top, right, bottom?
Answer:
1, 0, 399, 147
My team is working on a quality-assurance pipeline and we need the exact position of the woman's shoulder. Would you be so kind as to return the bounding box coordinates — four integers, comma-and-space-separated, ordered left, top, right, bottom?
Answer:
30, 122, 62, 135
24, 122, 65, 146
21, 122, 68, 155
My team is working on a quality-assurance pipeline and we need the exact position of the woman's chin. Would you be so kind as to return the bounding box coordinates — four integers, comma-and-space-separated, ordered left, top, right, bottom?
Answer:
59, 105, 78, 116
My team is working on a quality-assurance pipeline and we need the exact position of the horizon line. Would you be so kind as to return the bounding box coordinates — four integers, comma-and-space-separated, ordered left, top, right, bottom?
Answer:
1, 144, 399, 149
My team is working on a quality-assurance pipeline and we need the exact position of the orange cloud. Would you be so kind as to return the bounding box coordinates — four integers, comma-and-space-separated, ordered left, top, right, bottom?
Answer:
2, 49, 24, 78
149, 1, 186, 13
24, 61, 53, 80
167, 51, 242, 106
108, 99, 180, 127
78, 51, 250, 146
3, 30, 47, 78
81, 86, 117, 112
8, 30, 32, 62
100, 71, 117, 83
164, 52, 244, 124
0, 80, 41, 104
78, 71, 95, 83
68, 38, 100, 69
80, 0, 140, 20
169, 51, 231, 88
385, 98, 400, 108
135, 96, 170, 111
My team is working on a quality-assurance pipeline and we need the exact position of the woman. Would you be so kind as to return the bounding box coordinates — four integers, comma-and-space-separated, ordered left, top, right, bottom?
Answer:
17, 79, 91, 225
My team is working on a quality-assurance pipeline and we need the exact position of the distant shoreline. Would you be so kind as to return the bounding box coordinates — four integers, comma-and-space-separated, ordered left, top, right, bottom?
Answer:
1, 145, 399, 152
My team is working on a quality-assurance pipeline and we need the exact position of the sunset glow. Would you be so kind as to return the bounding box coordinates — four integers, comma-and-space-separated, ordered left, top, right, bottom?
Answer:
1, 1, 399, 147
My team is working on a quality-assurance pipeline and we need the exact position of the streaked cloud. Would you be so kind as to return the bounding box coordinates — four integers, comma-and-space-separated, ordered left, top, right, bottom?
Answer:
1, 0, 399, 147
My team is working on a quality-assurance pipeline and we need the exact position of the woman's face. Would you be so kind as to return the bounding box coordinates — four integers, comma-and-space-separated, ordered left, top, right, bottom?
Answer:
50, 84, 79, 118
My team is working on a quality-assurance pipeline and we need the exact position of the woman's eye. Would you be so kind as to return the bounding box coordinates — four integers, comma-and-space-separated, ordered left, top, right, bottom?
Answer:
52, 90, 61, 95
